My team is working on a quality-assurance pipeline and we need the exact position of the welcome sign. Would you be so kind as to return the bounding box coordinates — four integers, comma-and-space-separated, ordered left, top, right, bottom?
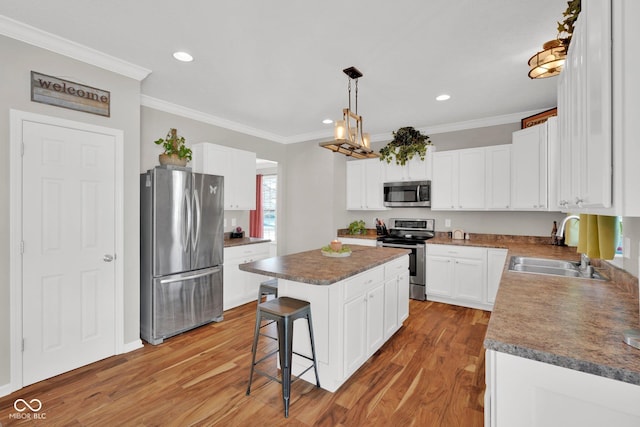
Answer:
31, 71, 110, 117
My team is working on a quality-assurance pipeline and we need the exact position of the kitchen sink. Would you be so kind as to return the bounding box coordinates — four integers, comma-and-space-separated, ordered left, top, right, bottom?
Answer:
508, 256, 607, 281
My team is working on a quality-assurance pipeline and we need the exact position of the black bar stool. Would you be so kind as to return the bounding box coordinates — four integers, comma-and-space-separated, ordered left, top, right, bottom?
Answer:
246, 296, 320, 418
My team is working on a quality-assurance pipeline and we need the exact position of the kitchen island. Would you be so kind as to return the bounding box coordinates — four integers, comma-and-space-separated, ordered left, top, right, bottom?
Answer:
239, 245, 410, 392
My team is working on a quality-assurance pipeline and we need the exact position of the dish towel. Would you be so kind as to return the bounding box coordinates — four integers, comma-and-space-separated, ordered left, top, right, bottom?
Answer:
576, 214, 617, 260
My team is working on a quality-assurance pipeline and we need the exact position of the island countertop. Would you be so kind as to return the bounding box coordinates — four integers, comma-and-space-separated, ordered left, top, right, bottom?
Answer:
238, 244, 409, 286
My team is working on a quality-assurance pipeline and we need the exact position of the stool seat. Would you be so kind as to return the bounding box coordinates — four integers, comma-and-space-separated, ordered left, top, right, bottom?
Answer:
247, 296, 320, 418
258, 297, 311, 319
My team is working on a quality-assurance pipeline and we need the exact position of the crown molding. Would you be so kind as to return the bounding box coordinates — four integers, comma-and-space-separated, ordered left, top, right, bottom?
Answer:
0, 15, 151, 81
414, 109, 550, 136
141, 95, 288, 143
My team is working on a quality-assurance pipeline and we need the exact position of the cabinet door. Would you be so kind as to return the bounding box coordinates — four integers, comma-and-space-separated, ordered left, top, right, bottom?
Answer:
229, 149, 256, 210
397, 271, 410, 323
364, 159, 385, 209
383, 277, 399, 339
511, 125, 547, 210
432, 151, 457, 210
453, 258, 484, 302
426, 255, 453, 297
366, 283, 385, 353
346, 161, 365, 209
486, 145, 511, 210
344, 296, 367, 377
222, 259, 245, 311
458, 148, 485, 209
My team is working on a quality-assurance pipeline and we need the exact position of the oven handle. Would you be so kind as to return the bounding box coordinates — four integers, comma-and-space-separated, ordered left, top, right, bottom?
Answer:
380, 242, 425, 249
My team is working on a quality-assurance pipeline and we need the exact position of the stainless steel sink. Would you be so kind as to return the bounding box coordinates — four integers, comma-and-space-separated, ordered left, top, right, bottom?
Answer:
508, 256, 607, 281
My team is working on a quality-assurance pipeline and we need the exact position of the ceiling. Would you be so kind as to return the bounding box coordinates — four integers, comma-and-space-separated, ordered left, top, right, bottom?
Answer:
0, 0, 566, 144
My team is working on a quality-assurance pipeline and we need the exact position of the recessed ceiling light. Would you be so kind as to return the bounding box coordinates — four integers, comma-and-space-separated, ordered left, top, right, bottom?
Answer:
436, 94, 451, 101
322, 119, 333, 124
173, 51, 194, 62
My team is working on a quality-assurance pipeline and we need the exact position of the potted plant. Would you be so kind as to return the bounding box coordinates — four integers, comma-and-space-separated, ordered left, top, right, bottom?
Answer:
557, 0, 581, 50
155, 128, 192, 167
379, 126, 432, 166
348, 220, 367, 235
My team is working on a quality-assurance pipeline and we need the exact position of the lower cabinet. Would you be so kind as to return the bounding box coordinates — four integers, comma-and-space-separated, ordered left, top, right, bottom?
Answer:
426, 244, 506, 311
223, 243, 270, 310
486, 350, 640, 426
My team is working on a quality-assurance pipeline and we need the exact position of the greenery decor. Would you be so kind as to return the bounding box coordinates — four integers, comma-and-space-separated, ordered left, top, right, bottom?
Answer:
557, 0, 581, 49
154, 128, 192, 163
379, 126, 432, 166
348, 220, 367, 235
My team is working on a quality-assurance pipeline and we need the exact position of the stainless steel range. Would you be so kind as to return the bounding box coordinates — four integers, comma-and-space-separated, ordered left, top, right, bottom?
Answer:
376, 218, 435, 301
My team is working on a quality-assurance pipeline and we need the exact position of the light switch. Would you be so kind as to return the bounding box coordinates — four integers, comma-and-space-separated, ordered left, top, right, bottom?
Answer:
231, 218, 237, 227
445, 219, 451, 228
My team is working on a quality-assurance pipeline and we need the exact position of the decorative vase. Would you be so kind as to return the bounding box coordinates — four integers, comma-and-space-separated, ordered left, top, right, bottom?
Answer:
159, 153, 187, 167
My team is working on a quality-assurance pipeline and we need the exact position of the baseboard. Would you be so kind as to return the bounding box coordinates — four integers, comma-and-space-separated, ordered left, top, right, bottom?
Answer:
121, 339, 144, 354
0, 382, 17, 398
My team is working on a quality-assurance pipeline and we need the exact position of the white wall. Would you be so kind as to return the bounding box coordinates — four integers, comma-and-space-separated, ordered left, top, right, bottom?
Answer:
0, 35, 142, 387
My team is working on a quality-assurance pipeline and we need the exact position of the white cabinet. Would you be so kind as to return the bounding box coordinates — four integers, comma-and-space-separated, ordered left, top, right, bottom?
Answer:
557, 0, 612, 212
432, 147, 485, 210
383, 146, 435, 182
486, 350, 640, 427
487, 249, 508, 304
511, 119, 557, 211
278, 255, 409, 392
485, 145, 511, 210
426, 244, 507, 311
223, 243, 270, 310
192, 142, 256, 210
342, 267, 385, 377
346, 159, 386, 210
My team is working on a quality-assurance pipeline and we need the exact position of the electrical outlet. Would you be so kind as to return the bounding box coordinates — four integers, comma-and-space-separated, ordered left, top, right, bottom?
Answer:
445, 219, 451, 228
231, 218, 237, 227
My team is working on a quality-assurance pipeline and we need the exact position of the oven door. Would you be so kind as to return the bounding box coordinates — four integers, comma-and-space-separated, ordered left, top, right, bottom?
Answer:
378, 242, 426, 300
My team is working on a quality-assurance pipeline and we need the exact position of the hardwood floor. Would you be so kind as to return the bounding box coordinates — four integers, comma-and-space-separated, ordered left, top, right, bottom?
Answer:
0, 300, 490, 426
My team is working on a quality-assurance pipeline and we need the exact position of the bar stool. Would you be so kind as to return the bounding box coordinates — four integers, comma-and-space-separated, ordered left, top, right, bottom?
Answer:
253, 279, 279, 352
246, 296, 320, 418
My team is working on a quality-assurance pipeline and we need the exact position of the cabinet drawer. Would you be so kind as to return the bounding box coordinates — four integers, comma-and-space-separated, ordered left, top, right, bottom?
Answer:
343, 267, 383, 302
427, 244, 485, 259
225, 243, 269, 262
384, 257, 409, 279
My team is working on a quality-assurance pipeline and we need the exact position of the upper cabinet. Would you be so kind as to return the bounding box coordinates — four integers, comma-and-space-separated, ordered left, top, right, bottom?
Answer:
557, 0, 611, 211
557, 0, 640, 216
346, 158, 387, 210
432, 145, 511, 211
383, 146, 435, 182
192, 143, 256, 210
511, 118, 557, 211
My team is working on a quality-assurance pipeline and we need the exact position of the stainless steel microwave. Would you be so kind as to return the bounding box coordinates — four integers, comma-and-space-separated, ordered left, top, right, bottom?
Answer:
383, 180, 431, 207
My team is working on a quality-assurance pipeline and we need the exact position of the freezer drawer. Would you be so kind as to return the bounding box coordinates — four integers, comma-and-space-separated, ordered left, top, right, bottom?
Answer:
142, 266, 223, 345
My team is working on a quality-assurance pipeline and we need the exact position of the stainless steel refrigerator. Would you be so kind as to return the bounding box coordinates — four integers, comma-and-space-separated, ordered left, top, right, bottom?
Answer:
140, 166, 224, 345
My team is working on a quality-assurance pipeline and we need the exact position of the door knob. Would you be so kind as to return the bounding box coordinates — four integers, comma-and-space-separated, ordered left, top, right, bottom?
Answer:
103, 254, 115, 262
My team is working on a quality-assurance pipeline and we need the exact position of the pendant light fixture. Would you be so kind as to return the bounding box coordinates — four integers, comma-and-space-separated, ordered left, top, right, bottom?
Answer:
319, 66, 378, 159
528, 39, 566, 79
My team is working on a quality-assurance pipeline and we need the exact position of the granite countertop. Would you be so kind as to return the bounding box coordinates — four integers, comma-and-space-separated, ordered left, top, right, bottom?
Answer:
447, 235, 640, 386
238, 244, 409, 286
224, 237, 271, 248
336, 228, 380, 240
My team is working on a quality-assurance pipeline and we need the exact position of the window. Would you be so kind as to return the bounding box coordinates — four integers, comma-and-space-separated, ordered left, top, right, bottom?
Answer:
262, 175, 277, 241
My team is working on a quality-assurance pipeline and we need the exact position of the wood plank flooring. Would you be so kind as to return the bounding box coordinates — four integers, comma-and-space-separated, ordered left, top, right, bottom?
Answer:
0, 300, 490, 426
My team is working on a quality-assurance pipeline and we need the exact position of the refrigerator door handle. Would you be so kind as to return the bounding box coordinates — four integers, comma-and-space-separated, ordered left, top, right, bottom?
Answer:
192, 188, 201, 251
159, 266, 222, 284
183, 188, 192, 252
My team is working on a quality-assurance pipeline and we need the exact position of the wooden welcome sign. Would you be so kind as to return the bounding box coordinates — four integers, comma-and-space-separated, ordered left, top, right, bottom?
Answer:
31, 71, 110, 117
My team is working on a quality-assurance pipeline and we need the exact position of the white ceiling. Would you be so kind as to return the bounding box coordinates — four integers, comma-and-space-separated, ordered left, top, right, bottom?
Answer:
0, 0, 566, 143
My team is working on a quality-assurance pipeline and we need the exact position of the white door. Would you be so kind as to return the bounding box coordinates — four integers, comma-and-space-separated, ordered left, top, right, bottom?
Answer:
21, 120, 116, 386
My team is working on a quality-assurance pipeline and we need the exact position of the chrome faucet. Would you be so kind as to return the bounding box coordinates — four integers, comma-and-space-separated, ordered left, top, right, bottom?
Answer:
556, 215, 580, 242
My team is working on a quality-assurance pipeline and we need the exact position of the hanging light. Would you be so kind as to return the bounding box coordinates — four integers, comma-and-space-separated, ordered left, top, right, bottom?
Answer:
319, 66, 377, 158
528, 39, 567, 79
